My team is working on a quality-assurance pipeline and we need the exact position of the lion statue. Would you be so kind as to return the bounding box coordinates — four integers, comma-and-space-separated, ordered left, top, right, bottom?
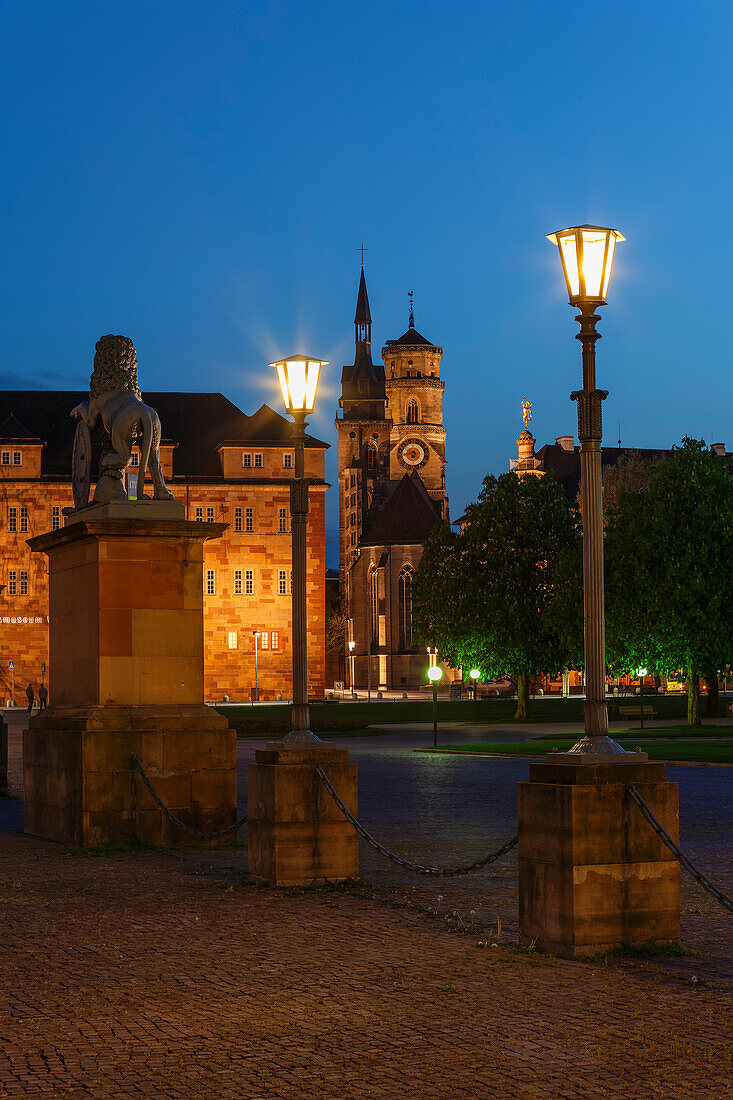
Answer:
71, 334, 174, 504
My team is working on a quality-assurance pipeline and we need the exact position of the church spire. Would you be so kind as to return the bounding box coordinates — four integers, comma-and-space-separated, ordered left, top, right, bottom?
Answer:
408, 290, 415, 330
354, 265, 372, 345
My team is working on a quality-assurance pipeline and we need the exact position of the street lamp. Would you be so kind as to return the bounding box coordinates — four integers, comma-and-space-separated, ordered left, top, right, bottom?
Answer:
547, 224, 625, 755
271, 353, 328, 742
428, 665, 443, 747
469, 668, 481, 723
348, 639, 355, 694
637, 667, 648, 731
252, 630, 260, 703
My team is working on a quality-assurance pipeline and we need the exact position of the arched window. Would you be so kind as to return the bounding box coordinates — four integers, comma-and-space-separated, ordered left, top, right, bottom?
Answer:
365, 442, 378, 473
398, 565, 413, 647
368, 566, 379, 646
406, 399, 419, 425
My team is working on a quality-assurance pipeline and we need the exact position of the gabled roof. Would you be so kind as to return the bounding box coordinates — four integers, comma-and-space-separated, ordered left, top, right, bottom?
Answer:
0, 413, 41, 443
354, 267, 372, 325
217, 403, 327, 448
0, 391, 326, 479
361, 472, 442, 546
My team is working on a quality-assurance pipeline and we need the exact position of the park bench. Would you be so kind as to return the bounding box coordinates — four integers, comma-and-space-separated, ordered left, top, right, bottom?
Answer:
618, 705, 657, 719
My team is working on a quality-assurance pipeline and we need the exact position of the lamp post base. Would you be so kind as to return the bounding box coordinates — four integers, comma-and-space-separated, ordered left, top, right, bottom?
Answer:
282, 729, 323, 744
563, 734, 631, 757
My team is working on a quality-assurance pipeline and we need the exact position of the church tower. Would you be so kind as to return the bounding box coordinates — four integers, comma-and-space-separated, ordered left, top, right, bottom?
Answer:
382, 297, 448, 519
336, 272, 450, 691
335, 266, 391, 586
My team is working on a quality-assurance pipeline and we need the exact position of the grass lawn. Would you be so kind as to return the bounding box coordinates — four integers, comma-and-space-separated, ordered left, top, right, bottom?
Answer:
598, 724, 733, 739
421, 740, 733, 764
216, 694, 705, 730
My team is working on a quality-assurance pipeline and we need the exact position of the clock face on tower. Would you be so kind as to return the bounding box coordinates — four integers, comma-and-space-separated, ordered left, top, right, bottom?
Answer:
398, 437, 429, 470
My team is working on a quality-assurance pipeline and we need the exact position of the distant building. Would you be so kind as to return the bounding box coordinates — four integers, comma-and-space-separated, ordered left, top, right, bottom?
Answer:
335, 268, 450, 689
0, 393, 327, 702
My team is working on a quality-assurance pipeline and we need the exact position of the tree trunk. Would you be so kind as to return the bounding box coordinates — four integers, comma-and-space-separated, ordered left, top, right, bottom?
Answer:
687, 670, 701, 726
514, 671, 530, 720
704, 671, 719, 717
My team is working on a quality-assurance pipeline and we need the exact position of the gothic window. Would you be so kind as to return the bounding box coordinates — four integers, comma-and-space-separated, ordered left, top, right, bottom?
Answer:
368, 566, 379, 646
406, 399, 419, 425
398, 565, 413, 648
366, 442, 378, 473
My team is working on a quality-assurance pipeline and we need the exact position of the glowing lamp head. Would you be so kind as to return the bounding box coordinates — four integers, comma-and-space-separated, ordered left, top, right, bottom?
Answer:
547, 225, 625, 305
348, 641, 355, 652
637, 667, 648, 678
427, 666, 443, 683
271, 354, 327, 414
469, 668, 481, 680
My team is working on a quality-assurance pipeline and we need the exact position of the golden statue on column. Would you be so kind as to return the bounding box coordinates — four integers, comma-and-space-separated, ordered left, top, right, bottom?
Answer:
522, 397, 532, 429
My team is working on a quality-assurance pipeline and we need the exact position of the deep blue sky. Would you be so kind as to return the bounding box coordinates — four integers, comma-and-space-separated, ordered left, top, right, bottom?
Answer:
2, 1, 732, 563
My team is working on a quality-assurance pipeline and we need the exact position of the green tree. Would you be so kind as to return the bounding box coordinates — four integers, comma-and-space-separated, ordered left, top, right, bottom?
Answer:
413, 472, 581, 719
605, 438, 733, 725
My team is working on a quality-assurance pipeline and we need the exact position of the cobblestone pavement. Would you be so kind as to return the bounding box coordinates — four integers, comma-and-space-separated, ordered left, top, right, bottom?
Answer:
1, 717, 731, 1097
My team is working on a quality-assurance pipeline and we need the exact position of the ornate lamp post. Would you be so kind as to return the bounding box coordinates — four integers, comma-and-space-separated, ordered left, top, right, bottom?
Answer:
271, 353, 328, 742
469, 667, 481, 723
348, 640, 355, 693
428, 665, 443, 746
547, 224, 625, 754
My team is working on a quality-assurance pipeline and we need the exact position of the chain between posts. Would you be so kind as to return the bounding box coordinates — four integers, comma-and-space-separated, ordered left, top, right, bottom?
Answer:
315, 764, 517, 877
130, 755, 247, 839
628, 785, 733, 914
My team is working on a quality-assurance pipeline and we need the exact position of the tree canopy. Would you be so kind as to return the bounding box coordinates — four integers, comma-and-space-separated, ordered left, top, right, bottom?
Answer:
413, 471, 580, 717
605, 437, 733, 723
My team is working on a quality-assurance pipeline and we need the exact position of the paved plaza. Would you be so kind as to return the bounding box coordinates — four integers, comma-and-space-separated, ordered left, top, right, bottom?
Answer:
1, 717, 731, 1097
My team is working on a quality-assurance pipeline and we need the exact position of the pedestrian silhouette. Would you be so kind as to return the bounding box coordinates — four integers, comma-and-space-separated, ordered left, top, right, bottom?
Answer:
38, 684, 48, 711
26, 682, 34, 714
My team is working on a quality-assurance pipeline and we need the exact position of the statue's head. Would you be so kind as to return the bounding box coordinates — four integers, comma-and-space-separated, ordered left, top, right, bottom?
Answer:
90, 334, 141, 399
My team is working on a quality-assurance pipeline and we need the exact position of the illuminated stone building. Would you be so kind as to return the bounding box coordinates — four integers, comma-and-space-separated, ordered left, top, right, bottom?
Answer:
335, 269, 449, 688
0, 394, 327, 703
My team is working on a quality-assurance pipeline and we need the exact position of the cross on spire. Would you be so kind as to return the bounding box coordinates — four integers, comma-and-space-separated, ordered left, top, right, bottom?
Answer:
358, 243, 368, 266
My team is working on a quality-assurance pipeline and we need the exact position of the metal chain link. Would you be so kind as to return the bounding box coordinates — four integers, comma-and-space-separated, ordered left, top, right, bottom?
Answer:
628, 785, 732, 914
315, 765, 517, 877
130, 755, 247, 839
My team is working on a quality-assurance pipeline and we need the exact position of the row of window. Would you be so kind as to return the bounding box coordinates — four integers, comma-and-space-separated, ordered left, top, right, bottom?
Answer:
1, 451, 23, 466
6, 506, 62, 532
205, 569, 292, 597
242, 452, 293, 469
194, 506, 289, 533
227, 630, 281, 650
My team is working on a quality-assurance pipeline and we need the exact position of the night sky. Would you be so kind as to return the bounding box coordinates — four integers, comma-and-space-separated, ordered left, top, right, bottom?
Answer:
2, 1, 732, 564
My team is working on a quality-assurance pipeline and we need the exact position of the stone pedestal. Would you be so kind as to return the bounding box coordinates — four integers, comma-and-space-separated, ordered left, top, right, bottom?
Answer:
519, 760, 680, 958
0, 716, 7, 793
24, 509, 236, 847
247, 745, 358, 886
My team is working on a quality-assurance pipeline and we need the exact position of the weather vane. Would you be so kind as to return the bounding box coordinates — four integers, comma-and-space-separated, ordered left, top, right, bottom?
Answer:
522, 397, 532, 429
408, 290, 414, 327
358, 243, 367, 266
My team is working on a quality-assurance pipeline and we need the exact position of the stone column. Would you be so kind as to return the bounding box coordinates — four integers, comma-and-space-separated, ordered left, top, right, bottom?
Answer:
247, 744, 358, 886
24, 502, 237, 847
519, 758, 680, 957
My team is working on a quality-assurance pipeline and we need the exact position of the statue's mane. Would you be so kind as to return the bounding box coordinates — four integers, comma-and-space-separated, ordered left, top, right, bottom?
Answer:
90, 334, 142, 400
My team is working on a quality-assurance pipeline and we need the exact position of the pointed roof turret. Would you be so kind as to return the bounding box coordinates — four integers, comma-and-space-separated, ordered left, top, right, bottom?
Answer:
339, 265, 386, 417
354, 267, 372, 327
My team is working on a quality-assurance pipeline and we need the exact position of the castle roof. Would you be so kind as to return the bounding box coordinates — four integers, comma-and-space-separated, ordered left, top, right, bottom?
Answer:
361, 472, 442, 546
0, 391, 327, 480
384, 326, 435, 347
